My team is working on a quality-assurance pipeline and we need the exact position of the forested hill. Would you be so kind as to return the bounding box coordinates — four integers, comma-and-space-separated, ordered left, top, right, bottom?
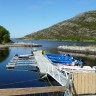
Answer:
24, 10, 96, 41
0, 25, 11, 43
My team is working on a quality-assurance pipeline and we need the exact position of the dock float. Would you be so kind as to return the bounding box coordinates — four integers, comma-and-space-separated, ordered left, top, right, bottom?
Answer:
6, 54, 37, 69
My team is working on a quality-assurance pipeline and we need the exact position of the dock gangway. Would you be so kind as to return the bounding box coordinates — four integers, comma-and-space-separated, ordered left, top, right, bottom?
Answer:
33, 51, 71, 87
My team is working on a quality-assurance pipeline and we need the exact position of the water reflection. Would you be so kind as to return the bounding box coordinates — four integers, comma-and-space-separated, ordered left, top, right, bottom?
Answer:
75, 56, 96, 66
0, 48, 9, 63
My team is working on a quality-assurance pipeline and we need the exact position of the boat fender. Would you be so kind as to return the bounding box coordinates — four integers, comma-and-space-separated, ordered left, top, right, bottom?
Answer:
39, 50, 45, 54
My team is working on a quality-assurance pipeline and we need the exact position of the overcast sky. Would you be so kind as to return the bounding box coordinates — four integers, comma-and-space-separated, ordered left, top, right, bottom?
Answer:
0, 0, 96, 38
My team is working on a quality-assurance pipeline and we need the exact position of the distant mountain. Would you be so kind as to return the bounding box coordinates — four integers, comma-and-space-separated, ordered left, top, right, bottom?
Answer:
24, 10, 96, 41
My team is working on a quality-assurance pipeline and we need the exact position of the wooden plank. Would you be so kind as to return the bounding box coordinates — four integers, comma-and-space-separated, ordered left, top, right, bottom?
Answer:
81, 73, 85, 94
84, 73, 88, 94
0, 86, 67, 96
93, 73, 96, 93
89, 73, 93, 94
95, 73, 96, 93
78, 73, 81, 94
72, 73, 78, 94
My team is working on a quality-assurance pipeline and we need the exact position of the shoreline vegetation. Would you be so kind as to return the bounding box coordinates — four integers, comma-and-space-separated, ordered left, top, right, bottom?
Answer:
21, 38, 96, 42
0, 25, 11, 43
22, 35, 96, 42
0, 42, 42, 49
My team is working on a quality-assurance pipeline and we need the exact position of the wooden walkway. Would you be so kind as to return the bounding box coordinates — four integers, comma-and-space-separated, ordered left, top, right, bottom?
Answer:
0, 86, 67, 96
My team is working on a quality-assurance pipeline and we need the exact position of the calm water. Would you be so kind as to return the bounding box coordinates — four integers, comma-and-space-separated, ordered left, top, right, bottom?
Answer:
0, 40, 96, 95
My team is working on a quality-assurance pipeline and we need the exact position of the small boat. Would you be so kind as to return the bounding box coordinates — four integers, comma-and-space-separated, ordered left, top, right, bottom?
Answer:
46, 53, 84, 66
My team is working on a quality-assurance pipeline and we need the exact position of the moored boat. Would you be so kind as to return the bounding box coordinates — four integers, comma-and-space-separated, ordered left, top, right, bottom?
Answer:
46, 53, 84, 66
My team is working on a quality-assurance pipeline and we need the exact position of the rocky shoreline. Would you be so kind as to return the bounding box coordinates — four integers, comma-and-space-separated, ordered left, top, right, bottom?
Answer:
0, 42, 42, 49
58, 45, 96, 55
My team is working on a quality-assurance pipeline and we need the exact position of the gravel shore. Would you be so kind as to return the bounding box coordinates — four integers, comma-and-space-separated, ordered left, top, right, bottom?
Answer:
0, 42, 42, 49
58, 45, 96, 55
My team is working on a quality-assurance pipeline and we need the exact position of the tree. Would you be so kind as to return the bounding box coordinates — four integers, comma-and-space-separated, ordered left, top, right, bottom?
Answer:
0, 25, 10, 43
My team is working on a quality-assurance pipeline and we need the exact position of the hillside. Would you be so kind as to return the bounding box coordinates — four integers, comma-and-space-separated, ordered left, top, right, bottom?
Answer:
24, 10, 96, 41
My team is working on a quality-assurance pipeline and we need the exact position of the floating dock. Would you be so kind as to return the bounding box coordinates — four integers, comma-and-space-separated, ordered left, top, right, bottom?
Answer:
6, 54, 37, 70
